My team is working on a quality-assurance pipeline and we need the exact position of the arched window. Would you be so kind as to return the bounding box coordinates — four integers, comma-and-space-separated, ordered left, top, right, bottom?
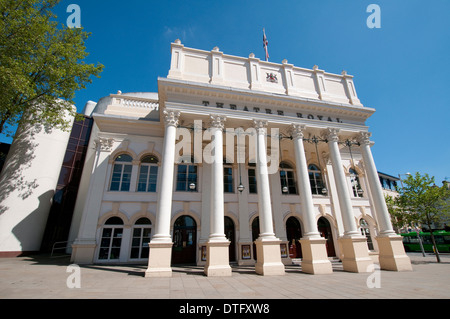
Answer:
224, 159, 234, 193
110, 154, 133, 191
137, 155, 159, 192
360, 219, 374, 250
98, 217, 124, 260
279, 162, 297, 195
308, 164, 325, 195
349, 168, 363, 197
176, 162, 198, 192
130, 217, 152, 259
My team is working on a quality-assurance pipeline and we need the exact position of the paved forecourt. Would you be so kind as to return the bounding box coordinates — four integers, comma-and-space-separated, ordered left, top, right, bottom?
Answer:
0, 253, 449, 299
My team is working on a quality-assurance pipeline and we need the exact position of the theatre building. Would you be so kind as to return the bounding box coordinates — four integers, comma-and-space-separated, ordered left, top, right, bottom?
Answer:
1, 40, 412, 276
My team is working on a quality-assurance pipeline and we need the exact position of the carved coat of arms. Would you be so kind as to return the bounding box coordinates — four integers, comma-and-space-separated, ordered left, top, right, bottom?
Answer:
266, 72, 278, 83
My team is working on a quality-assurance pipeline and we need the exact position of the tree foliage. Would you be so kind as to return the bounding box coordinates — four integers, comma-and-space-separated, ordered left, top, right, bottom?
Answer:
0, 0, 103, 136
396, 173, 450, 228
385, 194, 419, 233
394, 172, 450, 262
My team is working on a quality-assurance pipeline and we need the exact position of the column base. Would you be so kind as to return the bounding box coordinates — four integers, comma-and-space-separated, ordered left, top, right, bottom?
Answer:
377, 235, 413, 271
300, 237, 333, 274
145, 242, 173, 278
204, 240, 232, 277
339, 236, 373, 273
71, 239, 96, 264
254, 238, 285, 276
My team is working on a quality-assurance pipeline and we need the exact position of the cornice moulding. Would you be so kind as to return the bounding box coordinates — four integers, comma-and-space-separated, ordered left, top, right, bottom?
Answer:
158, 77, 375, 119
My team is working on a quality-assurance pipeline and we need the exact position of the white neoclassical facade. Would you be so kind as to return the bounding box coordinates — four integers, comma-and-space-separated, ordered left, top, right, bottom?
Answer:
69, 40, 412, 276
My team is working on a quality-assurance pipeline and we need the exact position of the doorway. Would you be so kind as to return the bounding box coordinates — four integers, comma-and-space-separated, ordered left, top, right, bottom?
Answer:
317, 217, 336, 257
251, 217, 260, 260
224, 216, 236, 262
172, 215, 197, 264
286, 217, 303, 258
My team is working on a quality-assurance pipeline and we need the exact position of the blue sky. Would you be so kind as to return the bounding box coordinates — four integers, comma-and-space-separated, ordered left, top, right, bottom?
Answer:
5, 0, 450, 185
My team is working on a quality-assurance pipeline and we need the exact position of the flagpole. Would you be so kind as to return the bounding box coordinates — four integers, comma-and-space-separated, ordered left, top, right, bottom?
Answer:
263, 28, 269, 62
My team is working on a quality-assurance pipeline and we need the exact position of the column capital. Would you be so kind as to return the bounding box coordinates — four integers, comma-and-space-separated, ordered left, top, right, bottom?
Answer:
163, 109, 181, 127
324, 127, 340, 142
290, 124, 306, 139
357, 131, 372, 146
253, 119, 268, 134
94, 137, 114, 152
210, 114, 226, 129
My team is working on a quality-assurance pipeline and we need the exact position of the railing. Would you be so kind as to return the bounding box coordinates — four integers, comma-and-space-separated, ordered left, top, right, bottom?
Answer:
119, 97, 159, 110
105, 94, 160, 119
50, 241, 73, 258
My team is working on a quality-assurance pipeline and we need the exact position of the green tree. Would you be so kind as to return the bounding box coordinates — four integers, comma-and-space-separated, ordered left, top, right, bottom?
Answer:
395, 172, 450, 262
0, 0, 103, 136
385, 194, 419, 233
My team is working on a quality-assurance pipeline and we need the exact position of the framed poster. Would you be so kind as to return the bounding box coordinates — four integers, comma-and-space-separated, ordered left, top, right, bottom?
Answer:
241, 245, 251, 260
201, 246, 207, 261
280, 243, 288, 258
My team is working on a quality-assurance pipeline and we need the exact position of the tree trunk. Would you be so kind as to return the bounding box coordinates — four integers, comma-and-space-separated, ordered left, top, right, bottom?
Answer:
427, 215, 441, 263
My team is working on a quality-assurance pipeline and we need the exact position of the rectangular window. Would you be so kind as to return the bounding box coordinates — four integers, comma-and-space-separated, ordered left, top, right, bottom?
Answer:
110, 163, 132, 192
148, 166, 158, 192
224, 166, 233, 193
110, 164, 122, 191
188, 165, 197, 190
120, 165, 132, 191
137, 165, 158, 192
176, 164, 198, 191
350, 174, 363, 197
248, 168, 257, 194
309, 172, 324, 195
176, 164, 187, 191
280, 170, 297, 194
131, 228, 151, 259
137, 166, 149, 192
99, 227, 122, 260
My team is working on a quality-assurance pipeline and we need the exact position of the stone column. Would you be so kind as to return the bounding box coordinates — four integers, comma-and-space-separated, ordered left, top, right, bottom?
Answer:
291, 124, 332, 274
145, 110, 180, 278
358, 132, 412, 271
204, 115, 231, 276
253, 119, 285, 276
325, 128, 373, 273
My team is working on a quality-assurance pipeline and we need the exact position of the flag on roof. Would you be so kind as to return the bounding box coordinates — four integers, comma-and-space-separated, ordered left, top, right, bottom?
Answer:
263, 28, 269, 62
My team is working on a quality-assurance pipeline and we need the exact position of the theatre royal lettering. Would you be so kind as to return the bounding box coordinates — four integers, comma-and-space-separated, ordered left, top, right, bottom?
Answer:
201, 100, 344, 123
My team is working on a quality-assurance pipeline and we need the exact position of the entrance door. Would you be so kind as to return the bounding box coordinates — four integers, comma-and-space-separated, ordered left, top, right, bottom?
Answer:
172, 216, 197, 264
251, 217, 260, 260
224, 217, 236, 262
286, 217, 302, 258
318, 217, 336, 257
